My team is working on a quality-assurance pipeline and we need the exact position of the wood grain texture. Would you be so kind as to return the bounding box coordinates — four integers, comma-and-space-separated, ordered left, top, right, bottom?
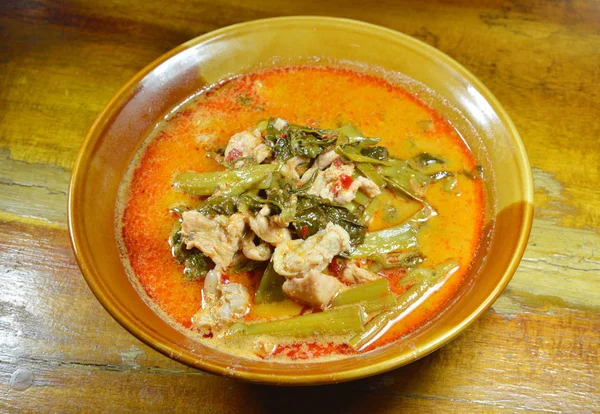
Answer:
0, 0, 598, 412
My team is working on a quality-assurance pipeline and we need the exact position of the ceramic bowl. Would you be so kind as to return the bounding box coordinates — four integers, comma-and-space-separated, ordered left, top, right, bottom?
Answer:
68, 16, 533, 385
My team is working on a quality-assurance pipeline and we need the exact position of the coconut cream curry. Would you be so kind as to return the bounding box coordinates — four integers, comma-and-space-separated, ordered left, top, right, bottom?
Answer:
117, 66, 486, 361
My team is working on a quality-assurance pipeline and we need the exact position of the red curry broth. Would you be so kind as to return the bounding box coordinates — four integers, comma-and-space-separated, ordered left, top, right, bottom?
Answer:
119, 66, 485, 357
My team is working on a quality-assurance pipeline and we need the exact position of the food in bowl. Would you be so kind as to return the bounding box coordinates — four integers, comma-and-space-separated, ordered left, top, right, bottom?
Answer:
117, 65, 486, 361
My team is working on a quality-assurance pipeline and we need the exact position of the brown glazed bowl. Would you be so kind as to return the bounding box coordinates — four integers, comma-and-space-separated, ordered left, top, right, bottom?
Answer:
68, 16, 533, 385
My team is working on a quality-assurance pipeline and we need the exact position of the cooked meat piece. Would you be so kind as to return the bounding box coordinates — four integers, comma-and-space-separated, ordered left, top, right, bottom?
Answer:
314, 149, 340, 169
272, 117, 288, 131
181, 211, 246, 269
354, 176, 382, 197
306, 160, 381, 204
306, 162, 354, 203
248, 206, 292, 246
224, 130, 272, 167
242, 232, 272, 261
271, 214, 292, 228
215, 283, 251, 322
298, 150, 338, 185
280, 156, 310, 182
282, 269, 343, 309
192, 281, 250, 328
191, 299, 218, 329
341, 262, 380, 284
272, 223, 350, 277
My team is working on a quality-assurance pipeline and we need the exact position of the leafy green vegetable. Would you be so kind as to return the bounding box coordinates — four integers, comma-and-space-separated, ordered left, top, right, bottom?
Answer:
348, 308, 396, 350
360, 146, 389, 161
181, 252, 213, 281
266, 188, 297, 223
263, 118, 336, 162
231, 254, 263, 272
380, 159, 430, 197
170, 222, 213, 280
264, 124, 293, 161
196, 196, 237, 216
255, 262, 286, 304
333, 131, 390, 165
293, 195, 367, 248
288, 125, 336, 158
236, 192, 268, 213
293, 169, 318, 194
408, 152, 445, 170
335, 145, 391, 165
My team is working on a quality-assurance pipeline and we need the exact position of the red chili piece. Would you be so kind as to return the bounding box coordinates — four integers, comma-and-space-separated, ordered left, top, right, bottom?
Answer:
340, 174, 353, 189
300, 225, 309, 239
328, 257, 344, 276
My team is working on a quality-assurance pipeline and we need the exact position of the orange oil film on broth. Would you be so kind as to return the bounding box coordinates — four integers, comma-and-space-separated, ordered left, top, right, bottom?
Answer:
119, 66, 485, 358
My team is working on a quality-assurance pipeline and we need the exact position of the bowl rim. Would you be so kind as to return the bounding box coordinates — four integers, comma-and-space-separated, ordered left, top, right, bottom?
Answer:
68, 15, 534, 385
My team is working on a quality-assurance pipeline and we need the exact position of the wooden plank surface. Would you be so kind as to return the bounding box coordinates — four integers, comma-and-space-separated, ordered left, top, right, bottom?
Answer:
1, 0, 598, 412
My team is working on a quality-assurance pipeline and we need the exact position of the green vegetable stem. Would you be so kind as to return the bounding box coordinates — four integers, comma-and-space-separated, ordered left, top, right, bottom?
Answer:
331, 278, 396, 313
173, 164, 277, 196
349, 260, 460, 349
241, 305, 367, 336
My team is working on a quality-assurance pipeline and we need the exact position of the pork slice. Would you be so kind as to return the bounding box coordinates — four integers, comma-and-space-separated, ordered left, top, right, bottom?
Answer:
181, 211, 246, 269
272, 222, 350, 277
248, 206, 292, 246
282, 269, 343, 309
341, 262, 380, 284
215, 283, 251, 322
224, 130, 271, 166
192, 281, 251, 328
306, 160, 381, 204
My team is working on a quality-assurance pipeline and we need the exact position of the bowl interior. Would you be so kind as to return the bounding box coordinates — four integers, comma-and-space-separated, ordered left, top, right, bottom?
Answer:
68, 16, 533, 384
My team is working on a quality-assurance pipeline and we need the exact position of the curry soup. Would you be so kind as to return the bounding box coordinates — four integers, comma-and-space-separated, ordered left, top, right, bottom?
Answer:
118, 65, 485, 361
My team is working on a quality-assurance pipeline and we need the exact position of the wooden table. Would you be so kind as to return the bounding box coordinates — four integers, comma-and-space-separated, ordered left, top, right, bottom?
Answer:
1, 0, 598, 412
